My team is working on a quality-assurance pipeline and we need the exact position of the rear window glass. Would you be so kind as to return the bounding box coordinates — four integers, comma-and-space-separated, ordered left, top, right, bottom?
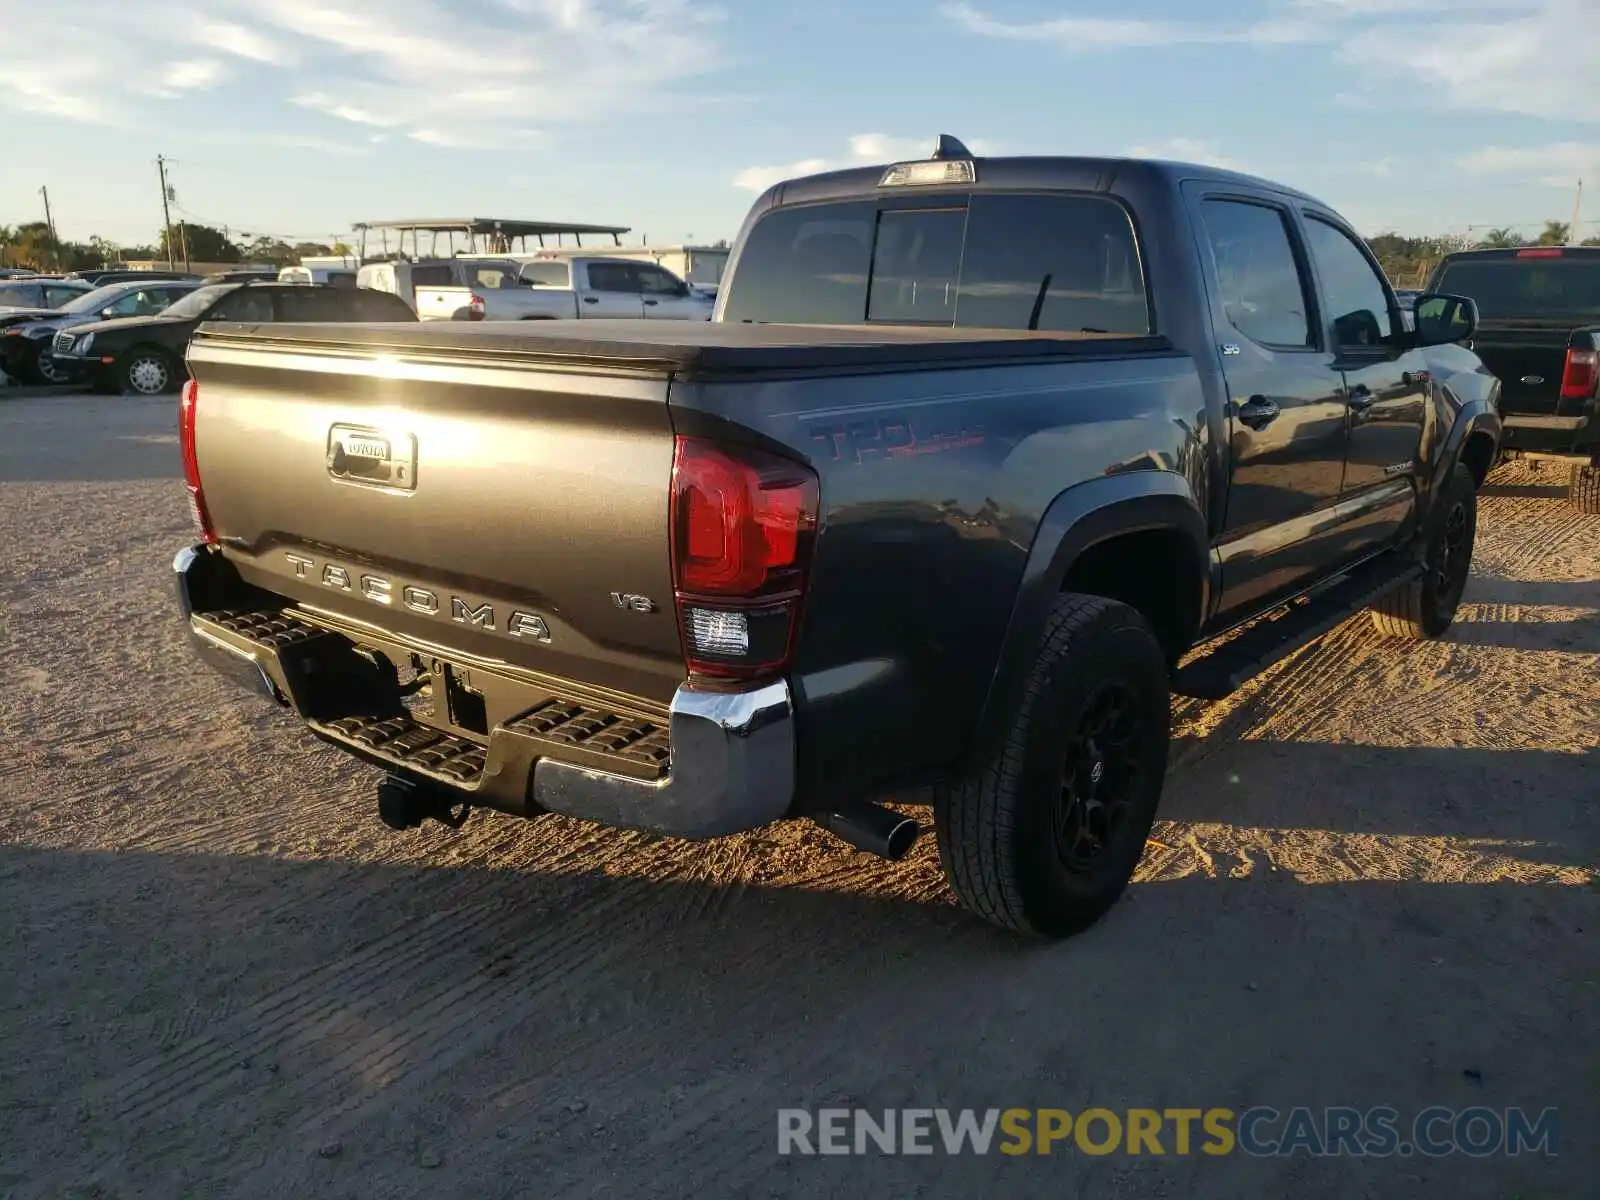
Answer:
723, 193, 1150, 333
1433, 257, 1600, 323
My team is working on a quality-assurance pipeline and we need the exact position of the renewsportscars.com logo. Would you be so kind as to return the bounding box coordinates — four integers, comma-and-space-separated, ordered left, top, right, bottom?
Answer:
777, 1106, 1559, 1158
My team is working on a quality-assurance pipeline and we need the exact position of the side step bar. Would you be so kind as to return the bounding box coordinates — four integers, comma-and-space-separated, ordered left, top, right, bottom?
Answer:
1173, 556, 1422, 701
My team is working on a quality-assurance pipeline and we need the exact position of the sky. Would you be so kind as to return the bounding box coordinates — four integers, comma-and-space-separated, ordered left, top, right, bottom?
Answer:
1, 0, 1596, 252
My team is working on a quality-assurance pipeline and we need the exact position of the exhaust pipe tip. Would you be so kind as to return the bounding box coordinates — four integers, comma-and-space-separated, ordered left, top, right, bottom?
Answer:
816, 804, 922, 862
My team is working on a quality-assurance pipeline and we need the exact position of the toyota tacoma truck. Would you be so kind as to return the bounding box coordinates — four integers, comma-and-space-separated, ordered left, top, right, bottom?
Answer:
1426, 246, 1600, 511
171, 139, 1500, 937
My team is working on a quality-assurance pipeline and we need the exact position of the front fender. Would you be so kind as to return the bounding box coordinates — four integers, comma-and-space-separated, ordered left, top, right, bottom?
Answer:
966, 471, 1208, 771
1432, 393, 1501, 498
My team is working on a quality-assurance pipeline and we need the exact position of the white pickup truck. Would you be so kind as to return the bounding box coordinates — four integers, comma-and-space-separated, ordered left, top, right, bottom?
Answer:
413, 256, 714, 322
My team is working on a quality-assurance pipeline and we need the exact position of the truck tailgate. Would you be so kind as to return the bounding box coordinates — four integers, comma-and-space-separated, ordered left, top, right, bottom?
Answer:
1471, 324, 1571, 414
188, 329, 685, 704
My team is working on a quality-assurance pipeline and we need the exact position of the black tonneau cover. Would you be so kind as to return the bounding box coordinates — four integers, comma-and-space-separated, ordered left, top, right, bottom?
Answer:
191, 319, 1174, 378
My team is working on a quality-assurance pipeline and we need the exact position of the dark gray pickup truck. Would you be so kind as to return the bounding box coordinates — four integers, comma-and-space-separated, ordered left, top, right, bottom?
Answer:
172, 139, 1501, 937
1427, 246, 1600, 511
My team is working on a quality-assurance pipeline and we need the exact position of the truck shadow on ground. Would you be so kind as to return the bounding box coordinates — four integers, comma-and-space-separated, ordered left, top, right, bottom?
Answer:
2, 807, 1592, 1199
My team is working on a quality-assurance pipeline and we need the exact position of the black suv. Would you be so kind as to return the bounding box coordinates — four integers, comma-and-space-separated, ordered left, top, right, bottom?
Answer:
51, 282, 417, 395
1427, 246, 1600, 511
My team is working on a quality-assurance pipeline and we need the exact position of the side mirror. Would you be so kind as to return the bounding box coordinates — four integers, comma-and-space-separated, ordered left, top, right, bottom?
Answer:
1413, 292, 1478, 347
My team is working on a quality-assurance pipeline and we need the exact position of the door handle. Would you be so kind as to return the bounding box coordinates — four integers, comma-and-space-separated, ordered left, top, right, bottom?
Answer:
644, 299, 659, 306
1236, 395, 1280, 430
1346, 384, 1375, 412
583, 296, 599, 304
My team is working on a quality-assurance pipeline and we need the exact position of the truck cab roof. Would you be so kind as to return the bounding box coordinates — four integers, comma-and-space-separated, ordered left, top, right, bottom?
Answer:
758, 154, 1320, 211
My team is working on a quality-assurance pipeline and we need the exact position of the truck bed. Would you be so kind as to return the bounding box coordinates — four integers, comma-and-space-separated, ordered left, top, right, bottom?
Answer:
193, 318, 1173, 377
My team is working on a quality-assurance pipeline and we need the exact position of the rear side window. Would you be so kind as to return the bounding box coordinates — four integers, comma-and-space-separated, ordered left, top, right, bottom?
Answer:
587, 263, 638, 293
522, 262, 570, 287
0, 284, 42, 306
1199, 200, 1314, 348
723, 194, 1149, 332
1432, 257, 1600, 323
409, 264, 454, 287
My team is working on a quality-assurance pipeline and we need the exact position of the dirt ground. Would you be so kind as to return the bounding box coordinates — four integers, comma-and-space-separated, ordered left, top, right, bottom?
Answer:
1, 393, 1595, 1199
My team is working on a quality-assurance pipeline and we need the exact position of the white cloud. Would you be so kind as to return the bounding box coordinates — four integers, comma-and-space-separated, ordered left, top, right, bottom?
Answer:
196, 20, 291, 64
0, 0, 722, 153
733, 159, 833, 194
1341, 0, 1599, 123
734, 133, 1000, 192
942, 3, 1325, 49
158, 59, 226, 93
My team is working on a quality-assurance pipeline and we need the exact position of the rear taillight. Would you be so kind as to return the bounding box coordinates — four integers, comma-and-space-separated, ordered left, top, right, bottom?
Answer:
178, 378, 217, 544
1561, 347, 1599, 400
467, 294, 486, 319
669, 437, 819, 683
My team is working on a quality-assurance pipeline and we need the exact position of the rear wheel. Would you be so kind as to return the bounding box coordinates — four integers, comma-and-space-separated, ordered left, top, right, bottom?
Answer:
1370, 462, 1476, 638
122, 348, 177, 396
933, 594, 1171, 938
1570, 464, 1600, 515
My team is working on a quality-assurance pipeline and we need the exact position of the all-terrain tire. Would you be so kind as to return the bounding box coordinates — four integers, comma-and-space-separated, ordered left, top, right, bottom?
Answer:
1370, 462, 1477, 639
1570, 465, 1600, 515
933, 593, 1171, 938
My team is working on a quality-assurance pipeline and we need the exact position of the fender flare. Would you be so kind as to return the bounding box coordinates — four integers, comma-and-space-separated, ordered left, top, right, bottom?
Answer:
1433, 398, 1502, 498
965, 471, 1209, 770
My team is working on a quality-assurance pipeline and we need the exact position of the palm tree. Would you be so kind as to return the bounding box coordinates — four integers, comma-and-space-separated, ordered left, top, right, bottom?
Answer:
1476, 227, 1522, 249
1536, 220, 1571, 246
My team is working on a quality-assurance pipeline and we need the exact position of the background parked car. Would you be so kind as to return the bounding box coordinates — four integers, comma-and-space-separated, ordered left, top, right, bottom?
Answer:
51, 281, 418, 395
67, 268, 203, 286
1, 279, 202, 384
0, 277, 92, 313
0, 268, 40, 280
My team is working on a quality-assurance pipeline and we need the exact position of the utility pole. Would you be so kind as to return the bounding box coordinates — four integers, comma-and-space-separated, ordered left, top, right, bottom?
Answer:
157, 155, 175, 269
1571, 178, 1583, 246
39, 185, 58, 269
178, 221, 191, 271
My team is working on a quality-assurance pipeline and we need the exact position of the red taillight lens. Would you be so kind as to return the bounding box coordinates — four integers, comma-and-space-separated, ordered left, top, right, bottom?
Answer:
178, 378, 217, 544
1561, 347, 1599, 400
670, 437, 819, 681
1516, 247, 1563, 258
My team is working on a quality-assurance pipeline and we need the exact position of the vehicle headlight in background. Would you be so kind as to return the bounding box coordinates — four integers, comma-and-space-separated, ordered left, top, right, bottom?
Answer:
76, 333, 93, 354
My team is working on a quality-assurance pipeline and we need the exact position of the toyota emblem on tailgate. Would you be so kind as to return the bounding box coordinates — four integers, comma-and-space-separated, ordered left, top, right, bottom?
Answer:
327, 423, 417, 492
1520, 375, 1544, 386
